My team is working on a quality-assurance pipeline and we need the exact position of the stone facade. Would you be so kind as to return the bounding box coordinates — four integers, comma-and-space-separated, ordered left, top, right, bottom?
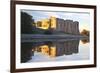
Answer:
36, 19, 50, 29
56, 19, 79, 34
36, 16, 79, 34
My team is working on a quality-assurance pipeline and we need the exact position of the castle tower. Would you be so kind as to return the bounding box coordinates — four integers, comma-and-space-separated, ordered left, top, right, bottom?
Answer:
64, 20, 73, 34
73, 21, 79, 34
50, 16, 56, 29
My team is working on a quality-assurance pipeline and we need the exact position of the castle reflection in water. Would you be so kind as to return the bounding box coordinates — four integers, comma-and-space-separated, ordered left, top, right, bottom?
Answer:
33, 40, 79, 57
21, 40, 80, 63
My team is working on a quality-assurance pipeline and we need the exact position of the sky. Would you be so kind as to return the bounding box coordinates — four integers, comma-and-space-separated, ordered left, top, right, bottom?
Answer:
21, 10, 90, 32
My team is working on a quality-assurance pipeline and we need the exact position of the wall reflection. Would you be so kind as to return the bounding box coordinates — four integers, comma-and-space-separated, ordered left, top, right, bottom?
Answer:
33, 40, 79, 57
21, 40, 79, 63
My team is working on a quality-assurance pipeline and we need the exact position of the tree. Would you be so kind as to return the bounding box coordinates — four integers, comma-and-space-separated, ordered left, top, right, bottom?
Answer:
80, 29, 89, 36
21, 12, 33, 34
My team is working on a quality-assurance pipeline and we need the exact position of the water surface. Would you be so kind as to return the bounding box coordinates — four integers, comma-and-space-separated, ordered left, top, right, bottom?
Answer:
21, 39, 89, 63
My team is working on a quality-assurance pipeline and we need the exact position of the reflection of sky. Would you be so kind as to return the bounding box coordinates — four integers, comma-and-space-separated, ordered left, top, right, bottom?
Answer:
21, 10, 90, 32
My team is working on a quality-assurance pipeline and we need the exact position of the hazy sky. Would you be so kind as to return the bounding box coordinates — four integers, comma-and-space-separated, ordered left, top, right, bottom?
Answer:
21, 10, 90, 32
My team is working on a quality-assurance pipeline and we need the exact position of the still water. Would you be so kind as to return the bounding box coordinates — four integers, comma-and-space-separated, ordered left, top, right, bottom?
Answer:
21, 39, 89, 63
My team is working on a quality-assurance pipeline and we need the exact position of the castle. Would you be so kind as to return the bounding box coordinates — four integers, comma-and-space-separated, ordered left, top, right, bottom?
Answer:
35, 16, 79, 34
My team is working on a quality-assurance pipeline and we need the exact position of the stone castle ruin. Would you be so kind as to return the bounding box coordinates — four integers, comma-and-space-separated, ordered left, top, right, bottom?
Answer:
35, 16, 79, 35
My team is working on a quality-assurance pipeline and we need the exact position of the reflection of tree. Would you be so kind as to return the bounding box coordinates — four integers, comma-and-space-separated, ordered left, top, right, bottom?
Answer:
81, 39, 89, 44
21, 42, 33, 63
80, 29, 89, 44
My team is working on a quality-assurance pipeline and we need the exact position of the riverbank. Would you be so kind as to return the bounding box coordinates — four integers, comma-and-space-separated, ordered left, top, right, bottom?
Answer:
21, 34, 88, 42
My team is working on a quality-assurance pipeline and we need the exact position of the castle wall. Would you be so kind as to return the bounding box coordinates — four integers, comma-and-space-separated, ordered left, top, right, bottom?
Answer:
73, 21, 79, 34
36, 17, 79, 35
56, 18, 65, 32
55, 19, 79, 34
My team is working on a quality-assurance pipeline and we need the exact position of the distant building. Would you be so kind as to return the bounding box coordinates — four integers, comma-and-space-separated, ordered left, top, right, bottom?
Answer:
35, 16, 79, 34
